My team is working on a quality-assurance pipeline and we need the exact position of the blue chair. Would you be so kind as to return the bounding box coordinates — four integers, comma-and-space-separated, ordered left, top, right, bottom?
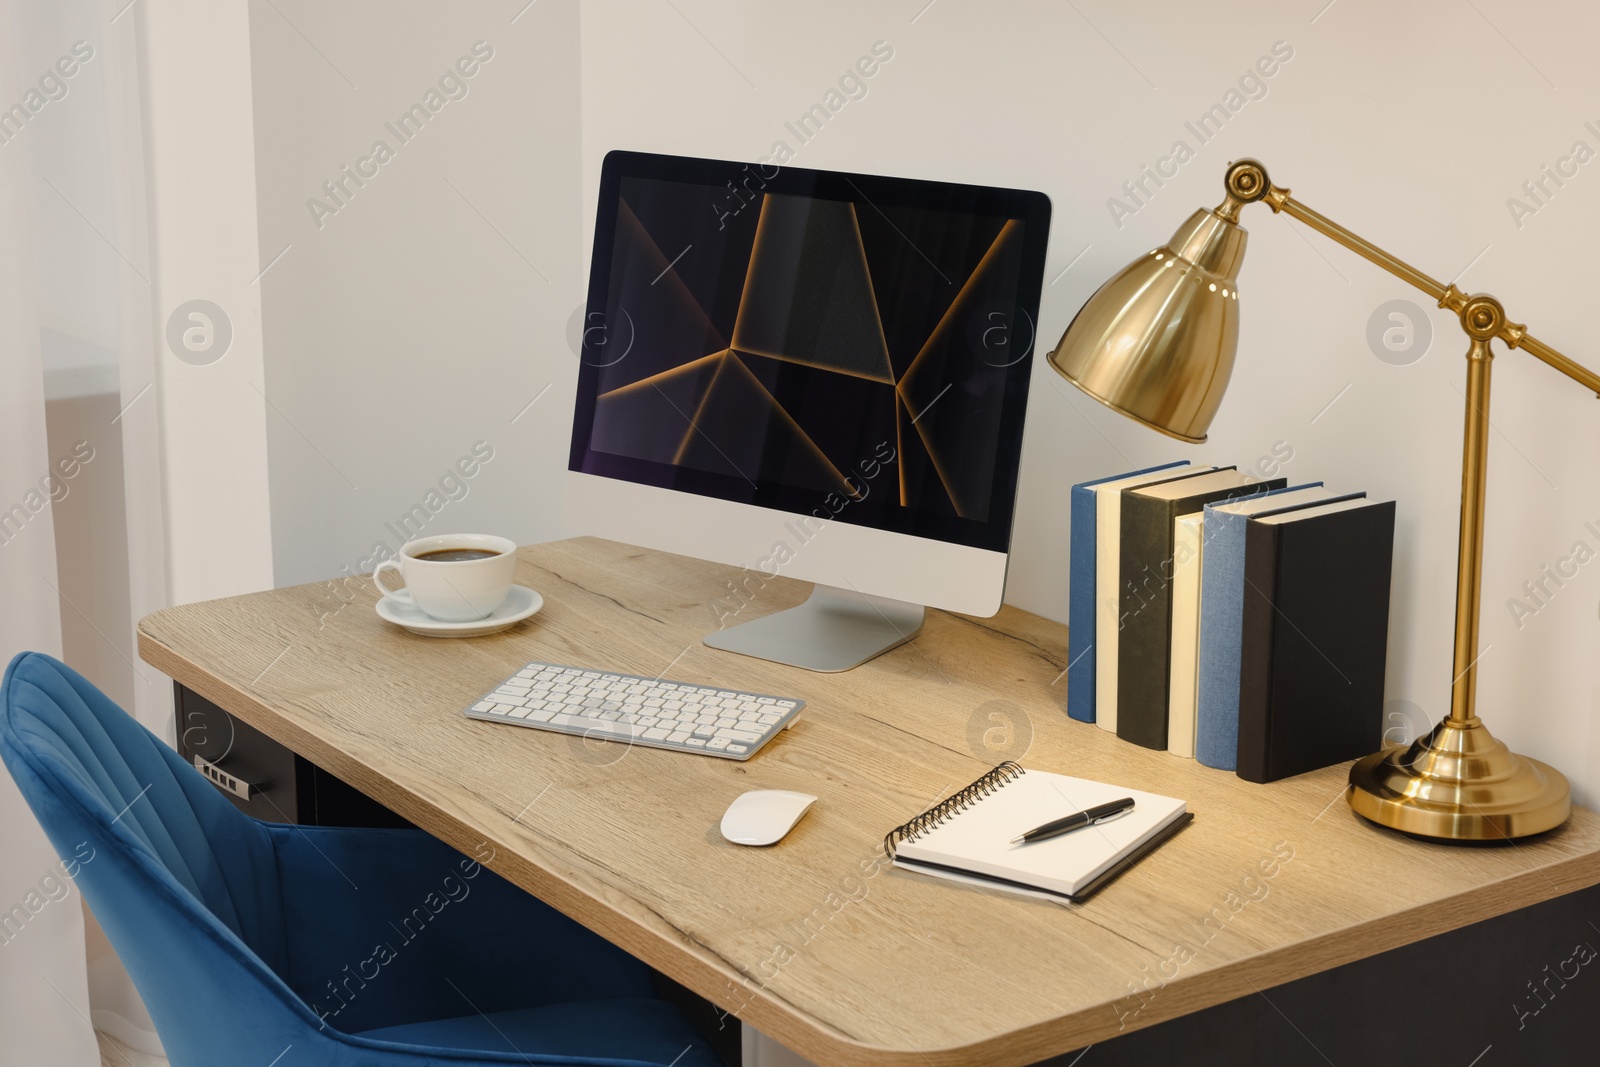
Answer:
1, 652, 724, 1067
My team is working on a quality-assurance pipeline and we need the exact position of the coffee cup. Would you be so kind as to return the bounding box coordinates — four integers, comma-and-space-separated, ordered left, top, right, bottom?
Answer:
372, 534, 518, 622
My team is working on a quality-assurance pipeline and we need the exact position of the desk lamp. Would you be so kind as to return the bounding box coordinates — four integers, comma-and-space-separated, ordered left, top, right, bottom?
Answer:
1048, 158, 1600, 841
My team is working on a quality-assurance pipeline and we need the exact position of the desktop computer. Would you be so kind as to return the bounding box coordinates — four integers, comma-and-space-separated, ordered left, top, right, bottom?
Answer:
567, 150, 1051, 671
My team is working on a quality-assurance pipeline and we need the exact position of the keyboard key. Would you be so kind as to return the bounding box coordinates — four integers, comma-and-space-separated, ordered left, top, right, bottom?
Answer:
643, 727, 671, 740
707, 738, 731, 750
726, 744, 749, 754
718, 729, 762, 743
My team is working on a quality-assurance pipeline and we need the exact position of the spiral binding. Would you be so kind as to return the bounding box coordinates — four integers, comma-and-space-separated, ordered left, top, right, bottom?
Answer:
882, 761, 1026, 859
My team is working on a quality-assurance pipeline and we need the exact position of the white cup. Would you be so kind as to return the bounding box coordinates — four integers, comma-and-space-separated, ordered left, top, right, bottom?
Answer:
371, 534, 518, 622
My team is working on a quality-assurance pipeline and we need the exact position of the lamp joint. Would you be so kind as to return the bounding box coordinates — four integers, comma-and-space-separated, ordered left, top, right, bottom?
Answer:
1217, 158, 1274, 221
1459, 294, 1506, 342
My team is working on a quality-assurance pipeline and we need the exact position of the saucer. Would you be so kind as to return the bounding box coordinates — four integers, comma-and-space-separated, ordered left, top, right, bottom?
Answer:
375, 585, 544, 638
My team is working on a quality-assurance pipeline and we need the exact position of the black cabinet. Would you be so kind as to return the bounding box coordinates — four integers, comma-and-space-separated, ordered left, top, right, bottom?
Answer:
174, 684, 411, 828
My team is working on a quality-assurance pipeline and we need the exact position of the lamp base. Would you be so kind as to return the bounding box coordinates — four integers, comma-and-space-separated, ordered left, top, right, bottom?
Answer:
1348, 716, 1570, 841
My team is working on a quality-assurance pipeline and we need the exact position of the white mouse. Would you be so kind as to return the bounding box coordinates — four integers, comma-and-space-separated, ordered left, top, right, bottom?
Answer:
720, 789, 818, 846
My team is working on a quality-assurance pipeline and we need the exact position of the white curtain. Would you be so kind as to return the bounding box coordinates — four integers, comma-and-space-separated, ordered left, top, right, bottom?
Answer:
0, 1, 98, 1056
2, 2, 166, 1062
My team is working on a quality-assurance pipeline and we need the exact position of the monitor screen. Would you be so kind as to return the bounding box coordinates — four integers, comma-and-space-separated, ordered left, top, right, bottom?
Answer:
570, 151, 1051, 554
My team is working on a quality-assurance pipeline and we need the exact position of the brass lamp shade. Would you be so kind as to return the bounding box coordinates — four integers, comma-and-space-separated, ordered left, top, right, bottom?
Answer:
1048, 209, 1247, 443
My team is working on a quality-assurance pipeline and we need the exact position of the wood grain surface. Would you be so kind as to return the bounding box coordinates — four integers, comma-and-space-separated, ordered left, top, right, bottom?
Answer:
137, 537, 1600, 1067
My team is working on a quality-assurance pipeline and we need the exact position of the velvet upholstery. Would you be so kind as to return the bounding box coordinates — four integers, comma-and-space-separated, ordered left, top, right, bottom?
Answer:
1, 653, 721, 1067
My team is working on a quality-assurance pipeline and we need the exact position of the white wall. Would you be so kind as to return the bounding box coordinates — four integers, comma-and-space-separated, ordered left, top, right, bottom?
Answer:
248, 0, 583, 588
575, 0, 1600, 803
246, 1, 1600, 805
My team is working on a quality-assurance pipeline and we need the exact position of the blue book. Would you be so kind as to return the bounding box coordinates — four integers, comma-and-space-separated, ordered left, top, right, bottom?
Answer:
1194, 484, 1349, 769
1065, 463, 1188, 722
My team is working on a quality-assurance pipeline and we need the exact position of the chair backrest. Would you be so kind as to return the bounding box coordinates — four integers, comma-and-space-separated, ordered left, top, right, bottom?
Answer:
0, 652, 313, 1064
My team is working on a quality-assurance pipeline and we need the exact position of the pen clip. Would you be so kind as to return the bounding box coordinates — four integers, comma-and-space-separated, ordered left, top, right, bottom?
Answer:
1091, 808, 1132, 826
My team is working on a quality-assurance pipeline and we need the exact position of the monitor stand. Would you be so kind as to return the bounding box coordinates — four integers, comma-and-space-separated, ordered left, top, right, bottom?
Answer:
702, 584, 926, 673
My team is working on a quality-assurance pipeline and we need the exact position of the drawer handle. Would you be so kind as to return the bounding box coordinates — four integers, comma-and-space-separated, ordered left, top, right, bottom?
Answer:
193, 755, 254, 801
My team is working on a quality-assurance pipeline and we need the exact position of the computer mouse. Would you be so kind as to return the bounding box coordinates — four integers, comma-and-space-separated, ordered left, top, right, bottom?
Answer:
720, 789, 818, 846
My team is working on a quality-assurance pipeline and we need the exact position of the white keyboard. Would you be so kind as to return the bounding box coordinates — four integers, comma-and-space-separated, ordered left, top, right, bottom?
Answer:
463, 660, 805, 760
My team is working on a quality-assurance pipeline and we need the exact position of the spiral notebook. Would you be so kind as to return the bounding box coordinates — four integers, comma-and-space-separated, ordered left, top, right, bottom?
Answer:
884, 763, 1192, 903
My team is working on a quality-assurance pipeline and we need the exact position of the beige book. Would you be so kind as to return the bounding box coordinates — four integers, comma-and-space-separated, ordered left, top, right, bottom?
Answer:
1167, 512, 1205, 758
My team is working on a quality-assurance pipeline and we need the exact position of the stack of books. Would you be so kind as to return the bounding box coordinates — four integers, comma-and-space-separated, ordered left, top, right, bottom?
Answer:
1065, 462, 1396, 783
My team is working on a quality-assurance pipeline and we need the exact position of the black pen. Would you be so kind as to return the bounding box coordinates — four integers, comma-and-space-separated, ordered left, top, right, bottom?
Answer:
1010, 797, 1136, 845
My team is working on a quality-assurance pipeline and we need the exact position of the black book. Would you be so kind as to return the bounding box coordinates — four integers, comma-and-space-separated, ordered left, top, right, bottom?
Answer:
1116, 469, 1287, 750
1236, 497, 1396, 783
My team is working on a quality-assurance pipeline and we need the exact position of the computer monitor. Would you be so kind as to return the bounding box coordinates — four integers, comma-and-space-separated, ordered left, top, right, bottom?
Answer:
567, 150, 1051, 671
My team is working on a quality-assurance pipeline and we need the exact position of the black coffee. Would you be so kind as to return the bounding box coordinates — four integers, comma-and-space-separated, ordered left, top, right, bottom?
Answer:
414, 548, 501, 562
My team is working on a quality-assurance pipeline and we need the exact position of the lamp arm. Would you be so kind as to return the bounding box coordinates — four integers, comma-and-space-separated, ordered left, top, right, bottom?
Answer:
1216, 159, 1600, 398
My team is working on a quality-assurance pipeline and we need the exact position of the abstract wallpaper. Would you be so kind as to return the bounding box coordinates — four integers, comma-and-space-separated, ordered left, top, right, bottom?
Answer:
580, 173, 1034, 541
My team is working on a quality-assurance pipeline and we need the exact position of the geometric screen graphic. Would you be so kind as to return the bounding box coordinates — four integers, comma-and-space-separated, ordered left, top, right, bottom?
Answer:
571, 152, 1051, 554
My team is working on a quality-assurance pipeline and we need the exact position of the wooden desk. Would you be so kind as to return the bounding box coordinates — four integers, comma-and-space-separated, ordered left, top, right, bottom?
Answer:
137, 537, 1600, 1067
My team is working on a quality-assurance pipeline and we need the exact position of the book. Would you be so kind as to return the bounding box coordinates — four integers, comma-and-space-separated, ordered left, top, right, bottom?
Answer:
1166, 511, 1205, 758
884, 763, 1192, 903
1066, 463, 1189, 723
1093, 466, 1215, 734
1116, 469, 1288, 750
1236, 497, 1397, 783
1193, 485, 1338, 770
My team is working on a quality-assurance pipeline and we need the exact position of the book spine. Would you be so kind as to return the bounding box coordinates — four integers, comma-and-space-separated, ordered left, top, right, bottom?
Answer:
1117, 495, 1177, 749
1167, 514, 1204, 758
1195, 511, 1247, 770
1066, 484, 1098, 722
1094, 490, 1123, 733
1235, 519, 1282, 783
